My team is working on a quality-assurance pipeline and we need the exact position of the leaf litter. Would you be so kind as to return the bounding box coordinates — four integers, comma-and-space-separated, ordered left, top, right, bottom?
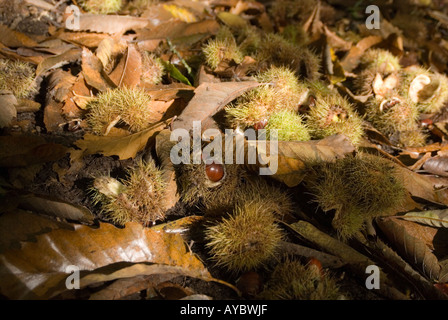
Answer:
1, 0, 448, 301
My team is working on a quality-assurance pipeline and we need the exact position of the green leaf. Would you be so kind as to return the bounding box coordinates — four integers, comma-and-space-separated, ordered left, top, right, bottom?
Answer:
161, 60, 192, 86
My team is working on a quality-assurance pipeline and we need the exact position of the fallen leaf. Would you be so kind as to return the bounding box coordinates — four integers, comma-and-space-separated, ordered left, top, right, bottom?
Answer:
0, 93, 17, 128
171, 81, 261, 133
256, 134, 355, 187
17, 193, 95, 225
0, 24, 38, 48
340, 36, 383, 72
72, 119, 170, 161
137, 19, 220, 41
0, 221, 211, 299
0, 209, 74, 253
66, 14, 149, 34
0, 135, 68, 167
423, 156, 448, 177
161, 60, 192, 86
397, 210, 448, 228
81, 47, 115, 92
108, 44, 142, 88
377, 217, 441, 280
36, 48, 82, 76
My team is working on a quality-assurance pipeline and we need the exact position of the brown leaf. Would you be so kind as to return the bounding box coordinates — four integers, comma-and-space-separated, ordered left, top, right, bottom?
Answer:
423, 156, 448, 177
340, 36, 383, 72
137, 19, 220, 41
0, 210, 74, 253
377, 217, 441, 280
155, 129, 180, 210
56, 31, 111, 48
0, 93, 17, 128
43, 100, 66, 132
17, 193, 95, 225
36, 48, 82, 76
108, 44, 142, 88
66, 14, 149, 34
171, 81, 261, 133
62, 74, 91, 118
72, 119, 170, 161
143, 83, 195, 101
256, 134, 355, 187
0, 221, 211, 299
81, 47, 115, 92
0, 24, 38, 48
0, 135, 68, 167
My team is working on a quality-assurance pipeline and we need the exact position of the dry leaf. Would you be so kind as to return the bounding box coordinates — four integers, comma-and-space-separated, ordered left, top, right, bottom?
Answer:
340, 36, 383, 72
108, 44, 142, 88
171, 81, 261, 133
0, 221, 211, 299
72, 119, 170, 161
17, 193, 95, 225
0, 93, 17, 128
256, 134, 355, 187
397, 210, 448, 228
0, 24, 38, 48
377, 217, 441, 280
137, 19, 220, 41
423, 156, 448, 177
66, 14, 149, 34
0, 135, 68, 167
81, 47, 115, 92
36, 48, 82, 76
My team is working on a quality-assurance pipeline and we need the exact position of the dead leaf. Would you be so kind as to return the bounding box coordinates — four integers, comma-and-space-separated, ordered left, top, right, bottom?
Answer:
17, 193, 95, 225
55, 31, 111, 48
43, 100, 66, 132
397, 210, 448, 228
0, 24, 38, 48
255, 134, 355, 187
377, 217, 441, 280
66, 14, 149, 34
0, 135, 68, 167
0, 221, 211, 299
81, 47, 115, 92
171, 81, 261, 133
0, 93, 17, 128
137, 19, 220, 41
423, 156, 448, 177
36, 48, 82, 76
143, 83, 195, 101
108, 44, 142, 88
340, 36, 383, 72
72, 119, 170, 161
0, 209, 74, 253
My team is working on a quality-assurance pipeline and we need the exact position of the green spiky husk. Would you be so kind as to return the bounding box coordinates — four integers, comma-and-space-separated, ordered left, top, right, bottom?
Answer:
86, 87, 155, 135
265, 110, 311, 141
256, 33, 320, 80
0, 59, 36, 98
79, 0, 122, 14
202, 28, 244, 70
205, 201, 284, 272
226, 66, 308, 130
258, 259, 343, 300
304, 153, 407, 239
306, 91, 364, 145
359, 49, 401, 75
399, 66, 448, 113
365, 95, 424, 146
91, 159, 166, 226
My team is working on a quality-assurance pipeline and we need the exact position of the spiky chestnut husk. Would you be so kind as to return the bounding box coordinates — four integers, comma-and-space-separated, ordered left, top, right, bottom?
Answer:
265, 110, 311, 141
141, 51, 165, 85
353, 68, 400, 97
399, 66, 448, 114
255, 33, 320, 80
202, 27, 244, 70
226, 66, 308, 130
304, 153, 407, 239
281, 25, 308, 47
79, 0, 122, 14
236, 25, 262, 57
257, 258, 343, 300
365, 94, 424, 146
86, 87, 155, 135
0, 59, 36, 98
177, 161, 244, 214
306, 88, 364, 145
204, 201, 284, 272
359, 49, 401, 75
91, 159, 166, 226
394, 129, 428, 148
